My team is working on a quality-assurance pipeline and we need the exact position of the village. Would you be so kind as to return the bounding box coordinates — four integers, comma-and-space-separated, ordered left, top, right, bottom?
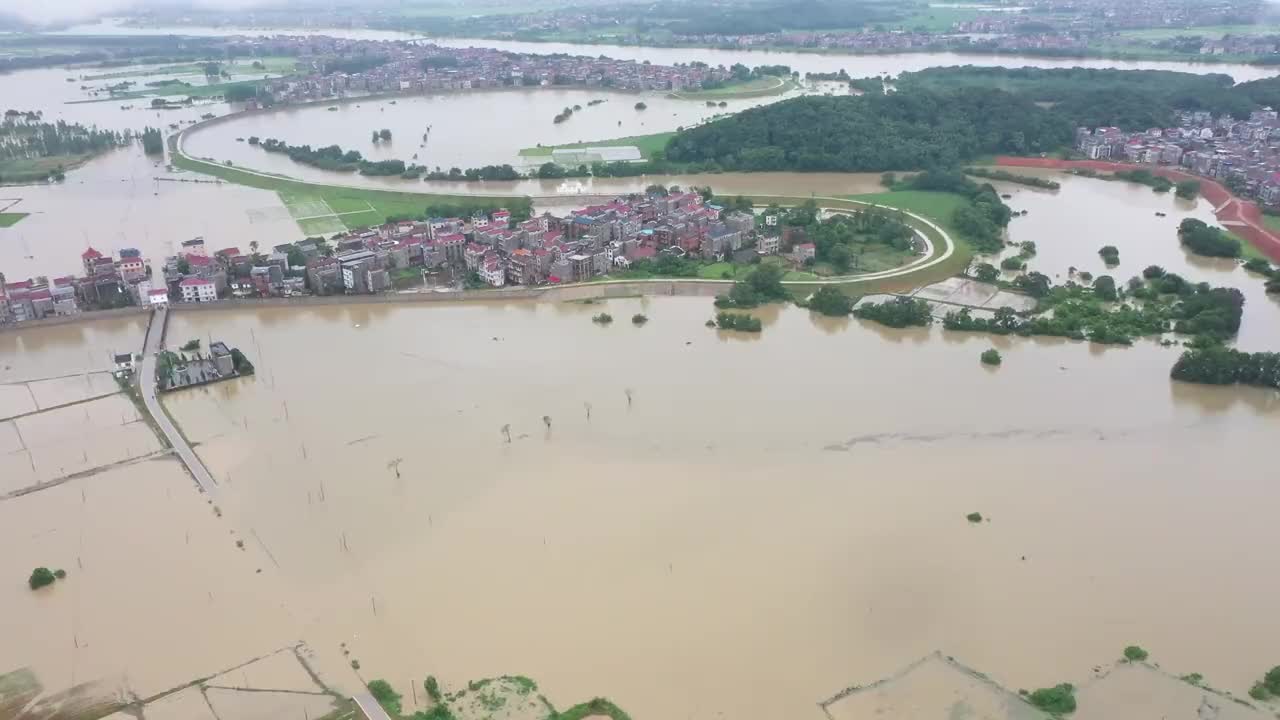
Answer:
1075, 107, 1280, 205
0, 189, 776, 321
199, 36, 739, 106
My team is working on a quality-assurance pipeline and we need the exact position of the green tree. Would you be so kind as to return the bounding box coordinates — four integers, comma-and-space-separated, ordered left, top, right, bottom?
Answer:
980, 348, 1002, 365
425, 676, 443, 703
141, 127, 164, 155
974, 263, 1000, 283
808, 286, 853, 316
1123, 646, 1149, 662
28, 567, 56, 590
1178, 218, 1241, 258
1175, 179, 1200, 199
1093, 275, 1118, 301
1027, 684, 1076, 714
367, 680, 402, 716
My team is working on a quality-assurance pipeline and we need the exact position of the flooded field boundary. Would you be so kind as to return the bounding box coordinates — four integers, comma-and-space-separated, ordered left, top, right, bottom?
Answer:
0, 390, 121, 423
819, 650, 1275, 720
996, 156, 1280, 263
818, 651, 1027, 718
0, 449, 171, 502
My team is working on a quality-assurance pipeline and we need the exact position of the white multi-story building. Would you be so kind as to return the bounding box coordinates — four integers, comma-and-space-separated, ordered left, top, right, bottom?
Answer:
479, 257, 506, 287
178, 277, 217, 303
148, 289, 170, 307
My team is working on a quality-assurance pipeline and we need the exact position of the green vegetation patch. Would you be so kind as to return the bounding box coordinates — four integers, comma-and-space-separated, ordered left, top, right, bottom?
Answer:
1027, 683, 1076, 715
519, 132, 675, 159
0, 212, 29, 227
171, 144, 528, 233
671, 75, 797, 99
1123, 645, 1149, 662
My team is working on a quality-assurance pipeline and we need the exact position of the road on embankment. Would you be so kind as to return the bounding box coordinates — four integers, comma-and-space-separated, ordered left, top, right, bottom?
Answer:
139, 306, 219, 495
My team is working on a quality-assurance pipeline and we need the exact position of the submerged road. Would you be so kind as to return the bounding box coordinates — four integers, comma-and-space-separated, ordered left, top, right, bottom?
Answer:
139, 306, 219, 495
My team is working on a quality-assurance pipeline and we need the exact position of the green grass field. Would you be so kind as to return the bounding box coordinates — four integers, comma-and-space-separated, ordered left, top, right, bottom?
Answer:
0, 154, 94, 182
0, 212, 29, 227
1117, 24, 1280, 40
519, 132, 675, 159
671, 76, 797, 100
893, 6, 985, 31
172, 143, 527, 234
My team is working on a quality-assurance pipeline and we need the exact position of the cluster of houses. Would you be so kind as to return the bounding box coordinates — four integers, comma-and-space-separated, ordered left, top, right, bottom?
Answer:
0, 247, 166, 325
256, 38, 733, 104
4, 191, 778, 320
305, 191, 760, 294
1074, 108, 1280, 207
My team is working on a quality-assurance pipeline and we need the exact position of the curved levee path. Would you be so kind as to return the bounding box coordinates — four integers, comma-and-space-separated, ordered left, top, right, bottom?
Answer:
172, 124, 961, 293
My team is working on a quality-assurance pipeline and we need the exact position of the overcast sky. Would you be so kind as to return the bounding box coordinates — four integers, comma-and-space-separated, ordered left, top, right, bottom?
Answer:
7, 0, 279, 25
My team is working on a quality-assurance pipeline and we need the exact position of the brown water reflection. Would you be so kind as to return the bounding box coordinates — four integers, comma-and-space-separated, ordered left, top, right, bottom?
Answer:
1, 297, 1277, 718
81, 298, 1269, 719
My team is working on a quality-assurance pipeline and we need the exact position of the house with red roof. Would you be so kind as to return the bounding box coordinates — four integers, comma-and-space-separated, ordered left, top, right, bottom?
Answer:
178, 277, 217, 303
81, 247, 104, 275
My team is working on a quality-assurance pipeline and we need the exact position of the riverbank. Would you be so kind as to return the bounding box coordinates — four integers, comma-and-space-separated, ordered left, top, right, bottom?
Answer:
170, 127, 529, 232
995, 156, 1280, 262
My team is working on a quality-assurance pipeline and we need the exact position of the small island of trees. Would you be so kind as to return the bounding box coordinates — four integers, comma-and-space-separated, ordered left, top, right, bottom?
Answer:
1177, 218, 1241, 258
28, 566, 67, 590
714, 311, 762, 332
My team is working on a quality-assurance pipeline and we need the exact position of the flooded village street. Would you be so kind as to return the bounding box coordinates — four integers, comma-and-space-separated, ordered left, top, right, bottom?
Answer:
2, 23, 1280, 720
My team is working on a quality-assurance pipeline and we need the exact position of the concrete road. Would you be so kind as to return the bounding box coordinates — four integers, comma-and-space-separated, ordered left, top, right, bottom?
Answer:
139, 306, 218, 495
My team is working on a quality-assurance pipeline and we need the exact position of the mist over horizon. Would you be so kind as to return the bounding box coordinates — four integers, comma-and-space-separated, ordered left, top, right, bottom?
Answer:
4, 0, 295, 26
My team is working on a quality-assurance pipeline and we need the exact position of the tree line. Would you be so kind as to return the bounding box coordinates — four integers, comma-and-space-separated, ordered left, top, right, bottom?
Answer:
254, 137, 408, 176
894, 67, 1256, 129
664, 88, 1073, 172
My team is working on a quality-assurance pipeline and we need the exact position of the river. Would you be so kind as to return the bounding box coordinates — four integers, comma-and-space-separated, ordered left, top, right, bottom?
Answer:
42, 19, 1280, 82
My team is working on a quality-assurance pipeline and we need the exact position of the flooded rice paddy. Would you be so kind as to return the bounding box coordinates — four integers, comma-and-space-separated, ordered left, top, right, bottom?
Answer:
8, 297, 1277, 719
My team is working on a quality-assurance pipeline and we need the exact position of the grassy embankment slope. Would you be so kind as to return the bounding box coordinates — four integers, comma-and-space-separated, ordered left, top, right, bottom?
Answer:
170, 143, 528, 235
0, 154, 96, 183
670, 75, 798, 100
0, 213, 29, 227
518, 132, 675, 160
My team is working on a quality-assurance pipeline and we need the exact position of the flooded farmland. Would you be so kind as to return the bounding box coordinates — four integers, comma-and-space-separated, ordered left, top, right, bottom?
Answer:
10, 297, 1273, 719
3, 25, 1280, 720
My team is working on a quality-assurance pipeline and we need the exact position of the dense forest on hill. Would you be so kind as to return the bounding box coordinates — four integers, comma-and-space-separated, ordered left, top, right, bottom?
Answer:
893, 67, 1254, 129
663, 89, 1072, 172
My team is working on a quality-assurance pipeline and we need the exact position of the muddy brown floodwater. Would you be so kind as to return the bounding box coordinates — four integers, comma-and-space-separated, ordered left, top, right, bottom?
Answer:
7, 297, 1275, 719
3, 30, 1280, 718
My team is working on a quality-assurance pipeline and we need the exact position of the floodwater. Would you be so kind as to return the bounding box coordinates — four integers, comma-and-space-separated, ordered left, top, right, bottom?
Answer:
425, 37, 1280, 83
2, 243, 1279, 718
3, 28, 1280, 720
181, 85, 804, 179
991, 170, 1280, 351
0, 145, 299, 281
145, 299, 1280, 719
